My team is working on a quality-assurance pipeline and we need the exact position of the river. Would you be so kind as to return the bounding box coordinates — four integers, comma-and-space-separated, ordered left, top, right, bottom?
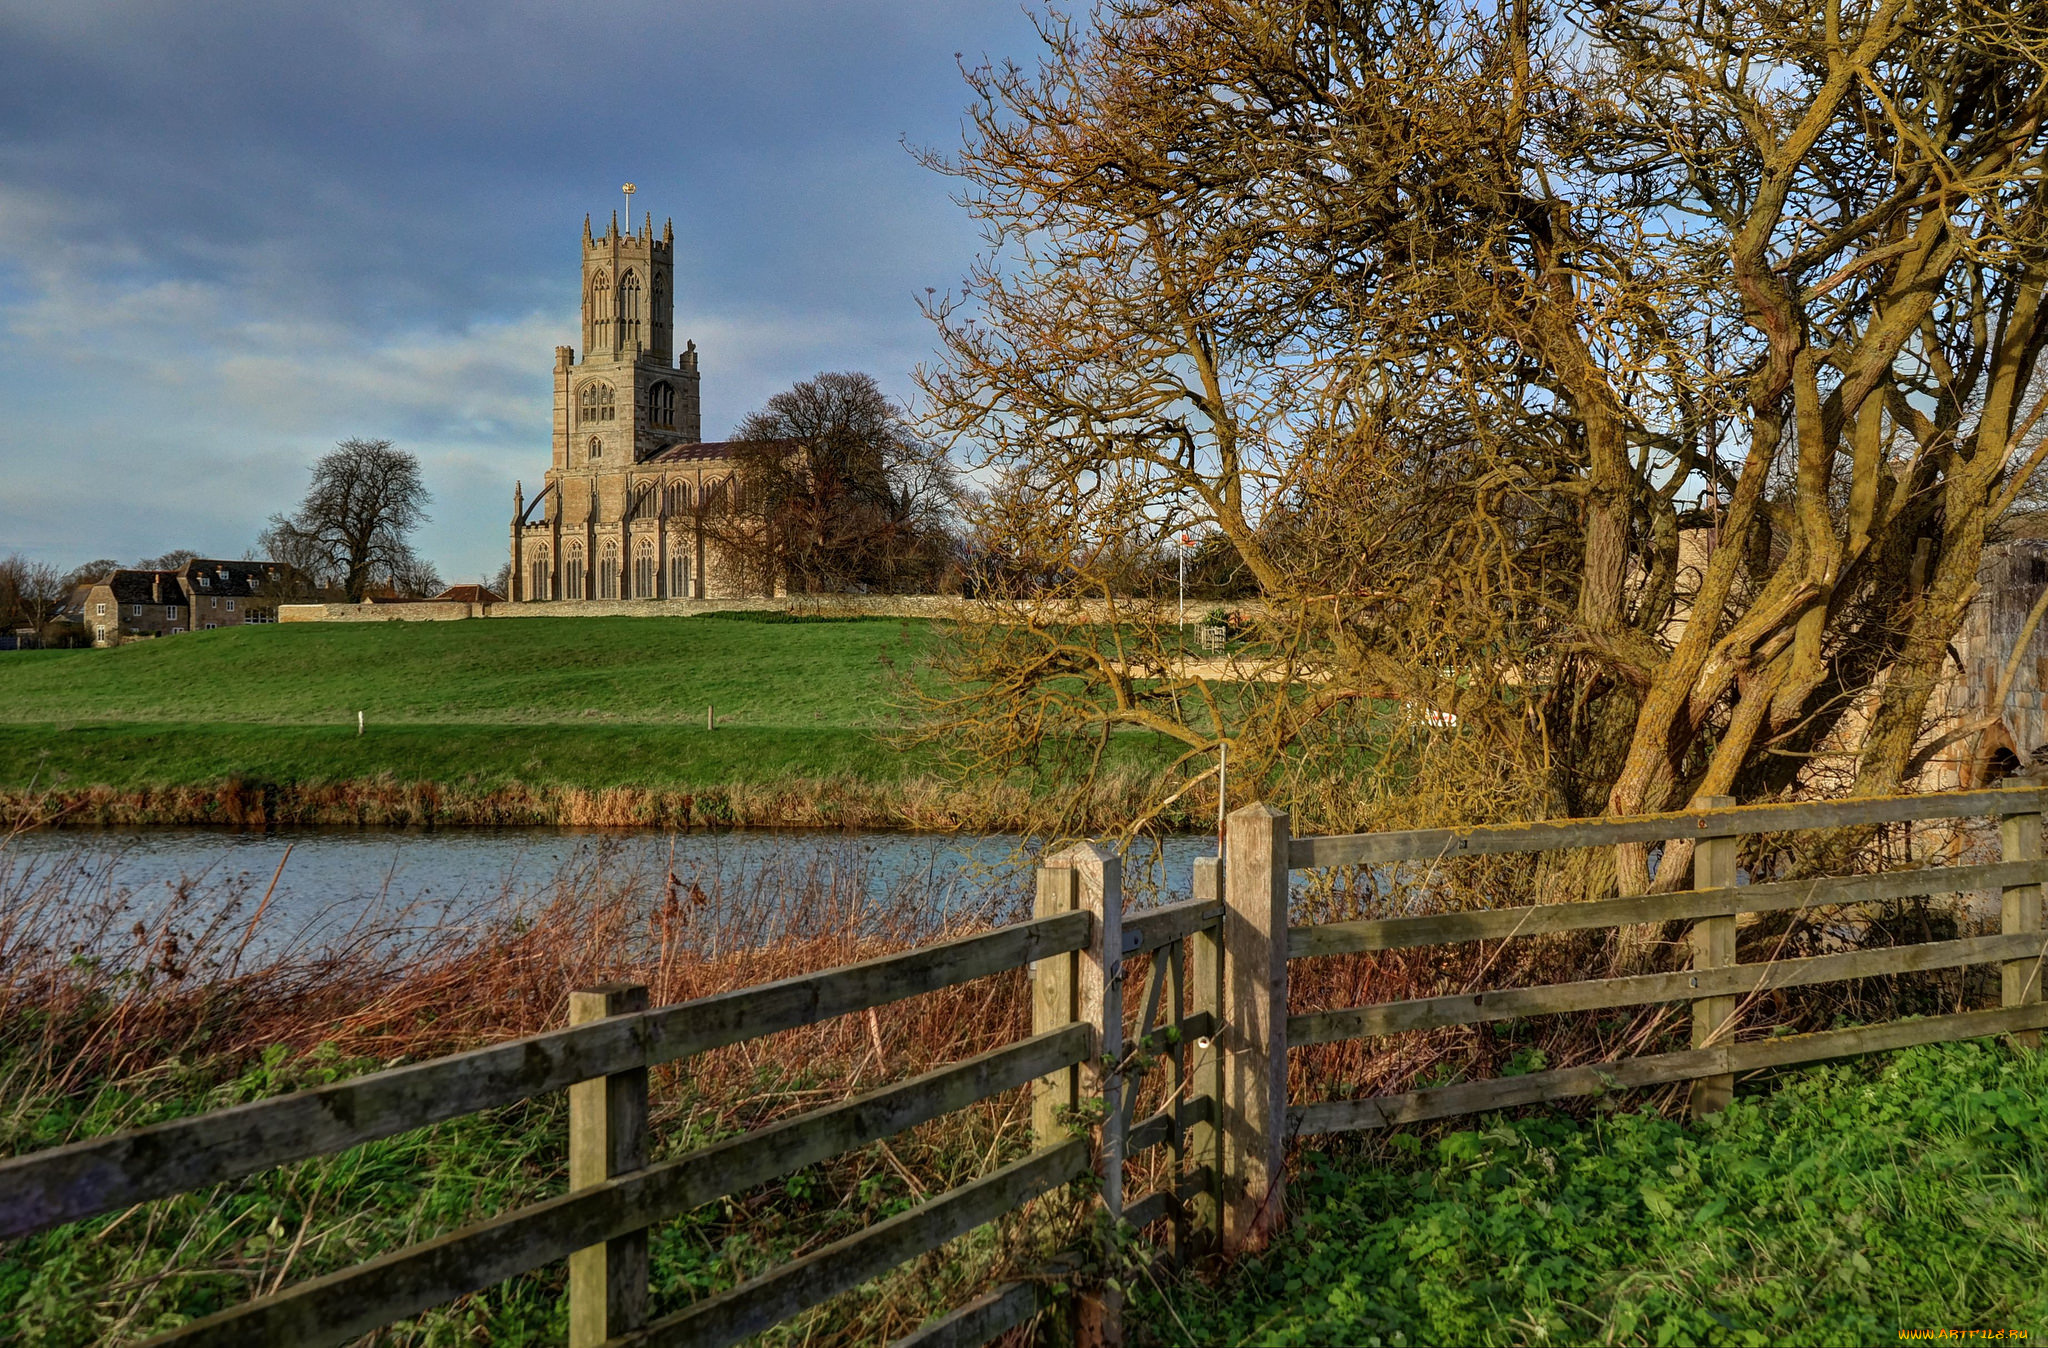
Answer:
0, 826, 1220, 958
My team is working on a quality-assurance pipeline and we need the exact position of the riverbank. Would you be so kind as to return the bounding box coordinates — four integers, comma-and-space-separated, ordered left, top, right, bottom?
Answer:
0, 616, 1191, 832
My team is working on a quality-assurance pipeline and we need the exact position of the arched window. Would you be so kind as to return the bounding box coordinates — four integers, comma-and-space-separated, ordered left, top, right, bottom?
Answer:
669, 552, 690, 599
598, 540, 620, 599
649, 381, 675, 429
619, 271, 642, 348
634, 541, 655, 598
664, 481, 690, 515
588, 435, 603, 461
564, 542, 585, 599
528, 548, 552, 602
590, 270, 612, 350
705, 477, 729, 513
652, 271, 667, 331
580, 383, 615, 424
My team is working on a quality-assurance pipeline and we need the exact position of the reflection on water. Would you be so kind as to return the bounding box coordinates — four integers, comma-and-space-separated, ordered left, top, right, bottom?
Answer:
0, 827, 1218, 958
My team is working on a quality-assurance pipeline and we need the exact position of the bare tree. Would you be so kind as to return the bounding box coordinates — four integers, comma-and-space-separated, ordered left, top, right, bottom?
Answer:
708, 372, 959, 594
61, 559, 120, 591
914, 0, 2048, 885
260, 438, 435, 603
0, 555, 64, 631
135, 549, 200, 571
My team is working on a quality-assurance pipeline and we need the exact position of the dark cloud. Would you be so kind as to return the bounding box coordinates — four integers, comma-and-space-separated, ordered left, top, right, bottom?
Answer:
0, 0, 1032, 577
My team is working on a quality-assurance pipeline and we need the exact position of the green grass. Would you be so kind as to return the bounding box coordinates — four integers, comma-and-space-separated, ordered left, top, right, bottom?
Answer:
1136, 1040, 2048, 1347
0, 617, 929, 794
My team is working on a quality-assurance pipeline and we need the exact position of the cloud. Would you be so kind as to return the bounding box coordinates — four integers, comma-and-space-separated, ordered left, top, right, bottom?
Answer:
0, 0, 1041, 578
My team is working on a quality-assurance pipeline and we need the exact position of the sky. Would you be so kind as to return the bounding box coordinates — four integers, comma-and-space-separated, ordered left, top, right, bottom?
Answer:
0, 0, 1040, 584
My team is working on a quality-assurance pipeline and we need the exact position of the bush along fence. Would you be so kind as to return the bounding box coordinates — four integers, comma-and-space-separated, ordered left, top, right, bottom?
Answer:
1, 787, 2045, 1345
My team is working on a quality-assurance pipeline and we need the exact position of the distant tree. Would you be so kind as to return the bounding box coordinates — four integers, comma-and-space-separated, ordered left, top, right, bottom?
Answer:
387, 554, 444, 599
708, 372, 958, 594
61, 559, 120, 591
487, 561, 512, 596
135, 549, 200, 571
260, 438, 434, 603
0, 555, 63, 630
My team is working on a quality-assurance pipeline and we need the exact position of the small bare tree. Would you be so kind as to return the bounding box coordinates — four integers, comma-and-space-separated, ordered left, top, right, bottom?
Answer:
261, 438, 434, 603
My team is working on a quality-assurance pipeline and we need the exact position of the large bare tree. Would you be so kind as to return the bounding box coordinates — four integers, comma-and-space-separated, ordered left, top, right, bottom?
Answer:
915, 0, 2048, 885
710, 372, 959, 594
261, 438, 435, 602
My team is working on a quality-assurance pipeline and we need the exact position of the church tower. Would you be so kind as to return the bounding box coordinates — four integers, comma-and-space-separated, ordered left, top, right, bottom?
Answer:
555, 209, 703, 473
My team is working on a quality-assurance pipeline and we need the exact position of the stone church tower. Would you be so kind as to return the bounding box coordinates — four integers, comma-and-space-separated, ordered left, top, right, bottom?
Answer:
510, 208, 762, 604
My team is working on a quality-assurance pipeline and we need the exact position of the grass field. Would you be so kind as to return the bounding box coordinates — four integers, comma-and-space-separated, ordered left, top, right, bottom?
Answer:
1136, 1040, 2048, 1346
0, 616, 1178, 828
0, 616, 918, 791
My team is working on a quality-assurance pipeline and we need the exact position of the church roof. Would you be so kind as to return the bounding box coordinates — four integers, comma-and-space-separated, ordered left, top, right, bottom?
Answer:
645, 438, 799, 464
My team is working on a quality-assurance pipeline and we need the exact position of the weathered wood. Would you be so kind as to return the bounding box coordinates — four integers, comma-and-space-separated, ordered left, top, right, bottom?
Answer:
1032, 867, 1082, 1145
1291, 1001, 2048, 1136
1123, 897, 1223, 956
1288, 932, 2048, 1043
638, 909, 1094, 1067
1187, 856, 1224, 1251
570, 985, 649, 1348
1121, 1171, 1213, 1234
1689, 797, 1738, 1117
3, 909, 1091, 1241
2001, 811, 2044, 1050
889, 1282, 1043, 1348
616, 1140, 1092, 1348
1126, 1092, 1216, 1157
1289, 785, 2048, 870
141, 1028, 1091, 1348
1049, 843, 1122, 1348
1289, 860, 2045, 958
1223, 805, 1289, 1253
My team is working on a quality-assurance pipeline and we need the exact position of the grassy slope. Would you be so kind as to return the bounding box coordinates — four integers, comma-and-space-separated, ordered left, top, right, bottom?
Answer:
1138, 1041, 2048, 1346
0, 616, 923, 793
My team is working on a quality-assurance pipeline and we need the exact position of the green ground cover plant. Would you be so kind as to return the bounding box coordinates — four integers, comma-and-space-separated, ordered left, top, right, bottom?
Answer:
1136, 1040, 2048, 1347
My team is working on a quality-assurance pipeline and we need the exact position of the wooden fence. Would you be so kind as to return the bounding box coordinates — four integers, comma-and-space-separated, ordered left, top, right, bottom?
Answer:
1, 786, 2043, 1346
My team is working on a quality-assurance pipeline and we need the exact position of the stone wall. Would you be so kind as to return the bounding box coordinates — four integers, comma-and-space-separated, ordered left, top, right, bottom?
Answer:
278, 594, 1153, 623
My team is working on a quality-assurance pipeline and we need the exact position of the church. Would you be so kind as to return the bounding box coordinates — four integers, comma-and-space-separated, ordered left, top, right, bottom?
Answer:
508, 209, 764, 602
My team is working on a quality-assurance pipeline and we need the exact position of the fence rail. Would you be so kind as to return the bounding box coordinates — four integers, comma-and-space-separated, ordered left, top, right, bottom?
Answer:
4, 784, 2043, 1347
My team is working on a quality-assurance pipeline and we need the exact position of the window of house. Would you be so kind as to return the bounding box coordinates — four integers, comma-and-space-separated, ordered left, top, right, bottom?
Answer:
226, 598, 236, 612
211, 597, 219, 609
95, 602, 106, 616
94, 624, 107, 641
167, 606, 180, 620
131, 604, 142, 616
204, 623, 217, 630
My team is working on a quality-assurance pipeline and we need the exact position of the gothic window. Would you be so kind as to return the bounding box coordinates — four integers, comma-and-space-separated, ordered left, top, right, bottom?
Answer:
669, 552, 690, 598
565, 542, 585, 599
652, 271, 667, 330
649, 381, 675, 429
634, 542, 655, 597
664, 481, 690, 515
619, 271, 642, 348
599, 540, 620, 599
529, 548, 552, 601
588, 435, 603, 461
580, 383, 615, 424
590, 270, 612, 349
705, 477, 730, 513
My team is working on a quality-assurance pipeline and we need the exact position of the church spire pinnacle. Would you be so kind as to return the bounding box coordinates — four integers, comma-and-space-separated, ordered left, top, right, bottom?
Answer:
609, 209, 619, 240
583, 214, 593, 245
663, 216, 674, 245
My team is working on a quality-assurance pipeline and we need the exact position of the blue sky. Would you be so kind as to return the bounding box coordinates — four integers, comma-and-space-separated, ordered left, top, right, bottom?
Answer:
0, 0, 1038, 583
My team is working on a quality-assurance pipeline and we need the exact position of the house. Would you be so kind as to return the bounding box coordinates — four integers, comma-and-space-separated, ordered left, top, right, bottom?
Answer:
432, 584, 504, 605
81, 559, 302, 646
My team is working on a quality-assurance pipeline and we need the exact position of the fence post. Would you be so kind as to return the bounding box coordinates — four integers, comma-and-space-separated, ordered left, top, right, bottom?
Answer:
1188, 856, 1225, 1252
1048, 843, 1121, 1347
1032, 865, 1081, 1143
568, 983, 649, 1348
1688, 796, 1738, 1117
1999, 807, 2043, 1049
1222, 803, 1289, 1252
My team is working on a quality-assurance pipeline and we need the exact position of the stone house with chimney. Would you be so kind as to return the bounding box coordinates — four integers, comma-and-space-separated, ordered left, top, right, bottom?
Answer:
82, 559, 299, 646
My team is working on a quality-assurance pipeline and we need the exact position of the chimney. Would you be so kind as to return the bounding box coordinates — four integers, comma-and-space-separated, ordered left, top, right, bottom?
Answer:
152, 573, 161, 603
